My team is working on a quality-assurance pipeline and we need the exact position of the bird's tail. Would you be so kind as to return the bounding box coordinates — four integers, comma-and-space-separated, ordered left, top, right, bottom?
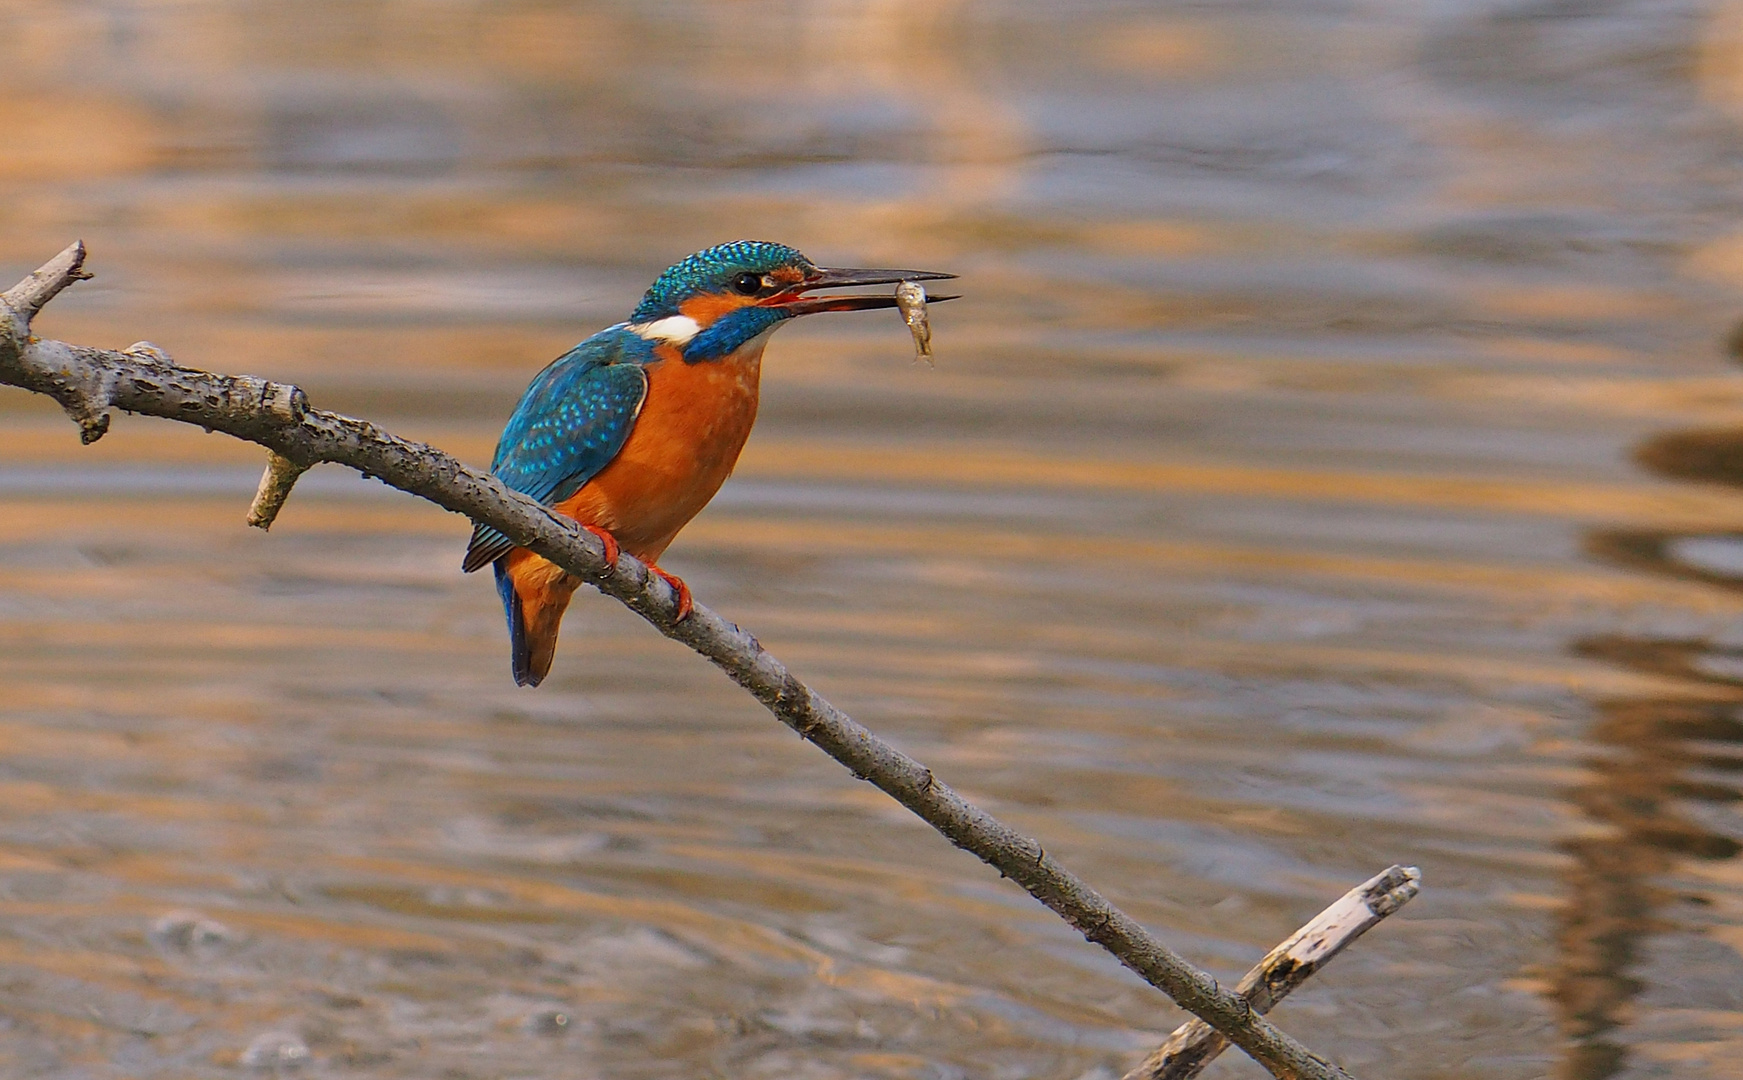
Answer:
493, 559, 537, 687
494, 552, 577, 688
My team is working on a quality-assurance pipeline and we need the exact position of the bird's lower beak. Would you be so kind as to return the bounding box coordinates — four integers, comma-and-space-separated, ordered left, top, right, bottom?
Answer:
767, 267, 959, 315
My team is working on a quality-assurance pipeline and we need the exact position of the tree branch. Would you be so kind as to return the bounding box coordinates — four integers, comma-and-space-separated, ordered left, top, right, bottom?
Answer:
0, 244, 1371, 1080
1130, 865, 1421, 1080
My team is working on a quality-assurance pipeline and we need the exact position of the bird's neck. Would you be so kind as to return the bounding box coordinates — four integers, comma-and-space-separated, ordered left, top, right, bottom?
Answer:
629, 304, 787, 364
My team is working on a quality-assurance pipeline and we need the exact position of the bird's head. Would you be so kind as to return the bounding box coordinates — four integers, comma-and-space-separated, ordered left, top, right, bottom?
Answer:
627, 240, 955, 361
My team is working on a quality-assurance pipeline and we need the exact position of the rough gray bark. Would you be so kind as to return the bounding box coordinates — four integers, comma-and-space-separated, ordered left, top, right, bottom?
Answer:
1130, 865, 1422, 1080
0, 242, 1378, 1080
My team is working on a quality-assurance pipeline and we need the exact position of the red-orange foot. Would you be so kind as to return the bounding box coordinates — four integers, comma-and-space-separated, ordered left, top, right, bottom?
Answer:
648, 564, 693, 622
580, 524, 620, 569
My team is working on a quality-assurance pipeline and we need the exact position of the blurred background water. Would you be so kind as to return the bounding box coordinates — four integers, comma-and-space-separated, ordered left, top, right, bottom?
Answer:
7, 0, 1743, 1077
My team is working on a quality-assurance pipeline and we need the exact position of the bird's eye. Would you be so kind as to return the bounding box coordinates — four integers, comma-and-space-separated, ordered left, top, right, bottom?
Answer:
731, 272, 763, 296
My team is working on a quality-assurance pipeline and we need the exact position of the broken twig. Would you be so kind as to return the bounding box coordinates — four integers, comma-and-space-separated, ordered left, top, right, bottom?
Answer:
246, 450, 311, 530
0, 243, 1382, 1080
1130, 865, 1422, 1080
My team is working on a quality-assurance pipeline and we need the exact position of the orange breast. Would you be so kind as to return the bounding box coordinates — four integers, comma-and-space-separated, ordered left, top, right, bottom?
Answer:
554, 337, 765, 562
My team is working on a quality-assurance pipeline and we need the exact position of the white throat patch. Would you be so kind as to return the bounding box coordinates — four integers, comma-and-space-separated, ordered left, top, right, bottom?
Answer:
629, 315, 702, 346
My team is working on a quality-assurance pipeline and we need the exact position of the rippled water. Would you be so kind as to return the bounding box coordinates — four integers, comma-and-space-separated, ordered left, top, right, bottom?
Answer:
9, 1, 1743, 1077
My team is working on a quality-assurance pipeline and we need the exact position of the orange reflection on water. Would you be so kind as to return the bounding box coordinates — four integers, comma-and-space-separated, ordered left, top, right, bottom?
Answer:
5, 1, 1743, 1078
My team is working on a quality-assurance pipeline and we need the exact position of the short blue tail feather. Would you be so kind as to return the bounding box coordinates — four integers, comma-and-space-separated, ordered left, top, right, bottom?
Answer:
493, 560, 540, 688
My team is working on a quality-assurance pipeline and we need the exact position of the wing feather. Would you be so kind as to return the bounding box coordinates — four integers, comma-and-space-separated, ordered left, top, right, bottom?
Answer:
462, 331, 649, 572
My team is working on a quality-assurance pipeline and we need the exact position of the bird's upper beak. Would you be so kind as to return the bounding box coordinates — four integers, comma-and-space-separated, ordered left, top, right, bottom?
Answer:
765, 266, 959, 315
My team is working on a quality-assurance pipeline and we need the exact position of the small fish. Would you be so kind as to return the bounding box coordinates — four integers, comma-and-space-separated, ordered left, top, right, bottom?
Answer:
895, 280, 932, 364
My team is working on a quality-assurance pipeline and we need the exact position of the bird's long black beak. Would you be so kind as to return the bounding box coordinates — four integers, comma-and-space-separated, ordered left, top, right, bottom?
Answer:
769, 266, 959, 316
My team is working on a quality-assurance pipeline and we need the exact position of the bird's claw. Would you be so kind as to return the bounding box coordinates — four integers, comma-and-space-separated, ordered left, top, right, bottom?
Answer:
581, 524, 620, 569
648, 564, 692, 622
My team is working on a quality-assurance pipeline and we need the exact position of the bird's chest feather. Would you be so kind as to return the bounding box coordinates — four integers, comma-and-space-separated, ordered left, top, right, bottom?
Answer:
557, 337, 765, 558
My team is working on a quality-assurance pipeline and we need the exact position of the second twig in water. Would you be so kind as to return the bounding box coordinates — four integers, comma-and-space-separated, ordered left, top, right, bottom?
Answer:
1130, 865, 1423, 1080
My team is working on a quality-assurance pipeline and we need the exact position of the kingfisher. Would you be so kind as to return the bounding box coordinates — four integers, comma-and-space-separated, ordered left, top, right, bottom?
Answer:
462, 240, 956, 687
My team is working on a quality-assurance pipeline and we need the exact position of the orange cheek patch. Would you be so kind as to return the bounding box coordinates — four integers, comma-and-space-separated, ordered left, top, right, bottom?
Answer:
679, 292, 755, 326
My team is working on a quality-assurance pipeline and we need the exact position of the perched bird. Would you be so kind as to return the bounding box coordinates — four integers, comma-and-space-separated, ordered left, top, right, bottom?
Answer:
463, 241, 956, 687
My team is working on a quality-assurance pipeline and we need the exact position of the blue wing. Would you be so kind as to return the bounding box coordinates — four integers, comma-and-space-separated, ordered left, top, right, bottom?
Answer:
462, 329, 650, 572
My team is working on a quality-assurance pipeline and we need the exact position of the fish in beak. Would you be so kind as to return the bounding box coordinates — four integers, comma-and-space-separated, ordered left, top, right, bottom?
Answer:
766, 267, 959, 316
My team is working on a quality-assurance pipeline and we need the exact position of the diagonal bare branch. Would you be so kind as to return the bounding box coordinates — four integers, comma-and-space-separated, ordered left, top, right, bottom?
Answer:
1129, 865, 1421, 1080
0, 244, 1374, 1080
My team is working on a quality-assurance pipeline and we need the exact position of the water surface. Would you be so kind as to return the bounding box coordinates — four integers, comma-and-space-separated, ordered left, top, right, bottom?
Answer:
4, 2, 1743, 1077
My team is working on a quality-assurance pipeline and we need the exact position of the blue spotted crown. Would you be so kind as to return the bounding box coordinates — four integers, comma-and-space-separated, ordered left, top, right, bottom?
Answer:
631, 241, 814, 320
